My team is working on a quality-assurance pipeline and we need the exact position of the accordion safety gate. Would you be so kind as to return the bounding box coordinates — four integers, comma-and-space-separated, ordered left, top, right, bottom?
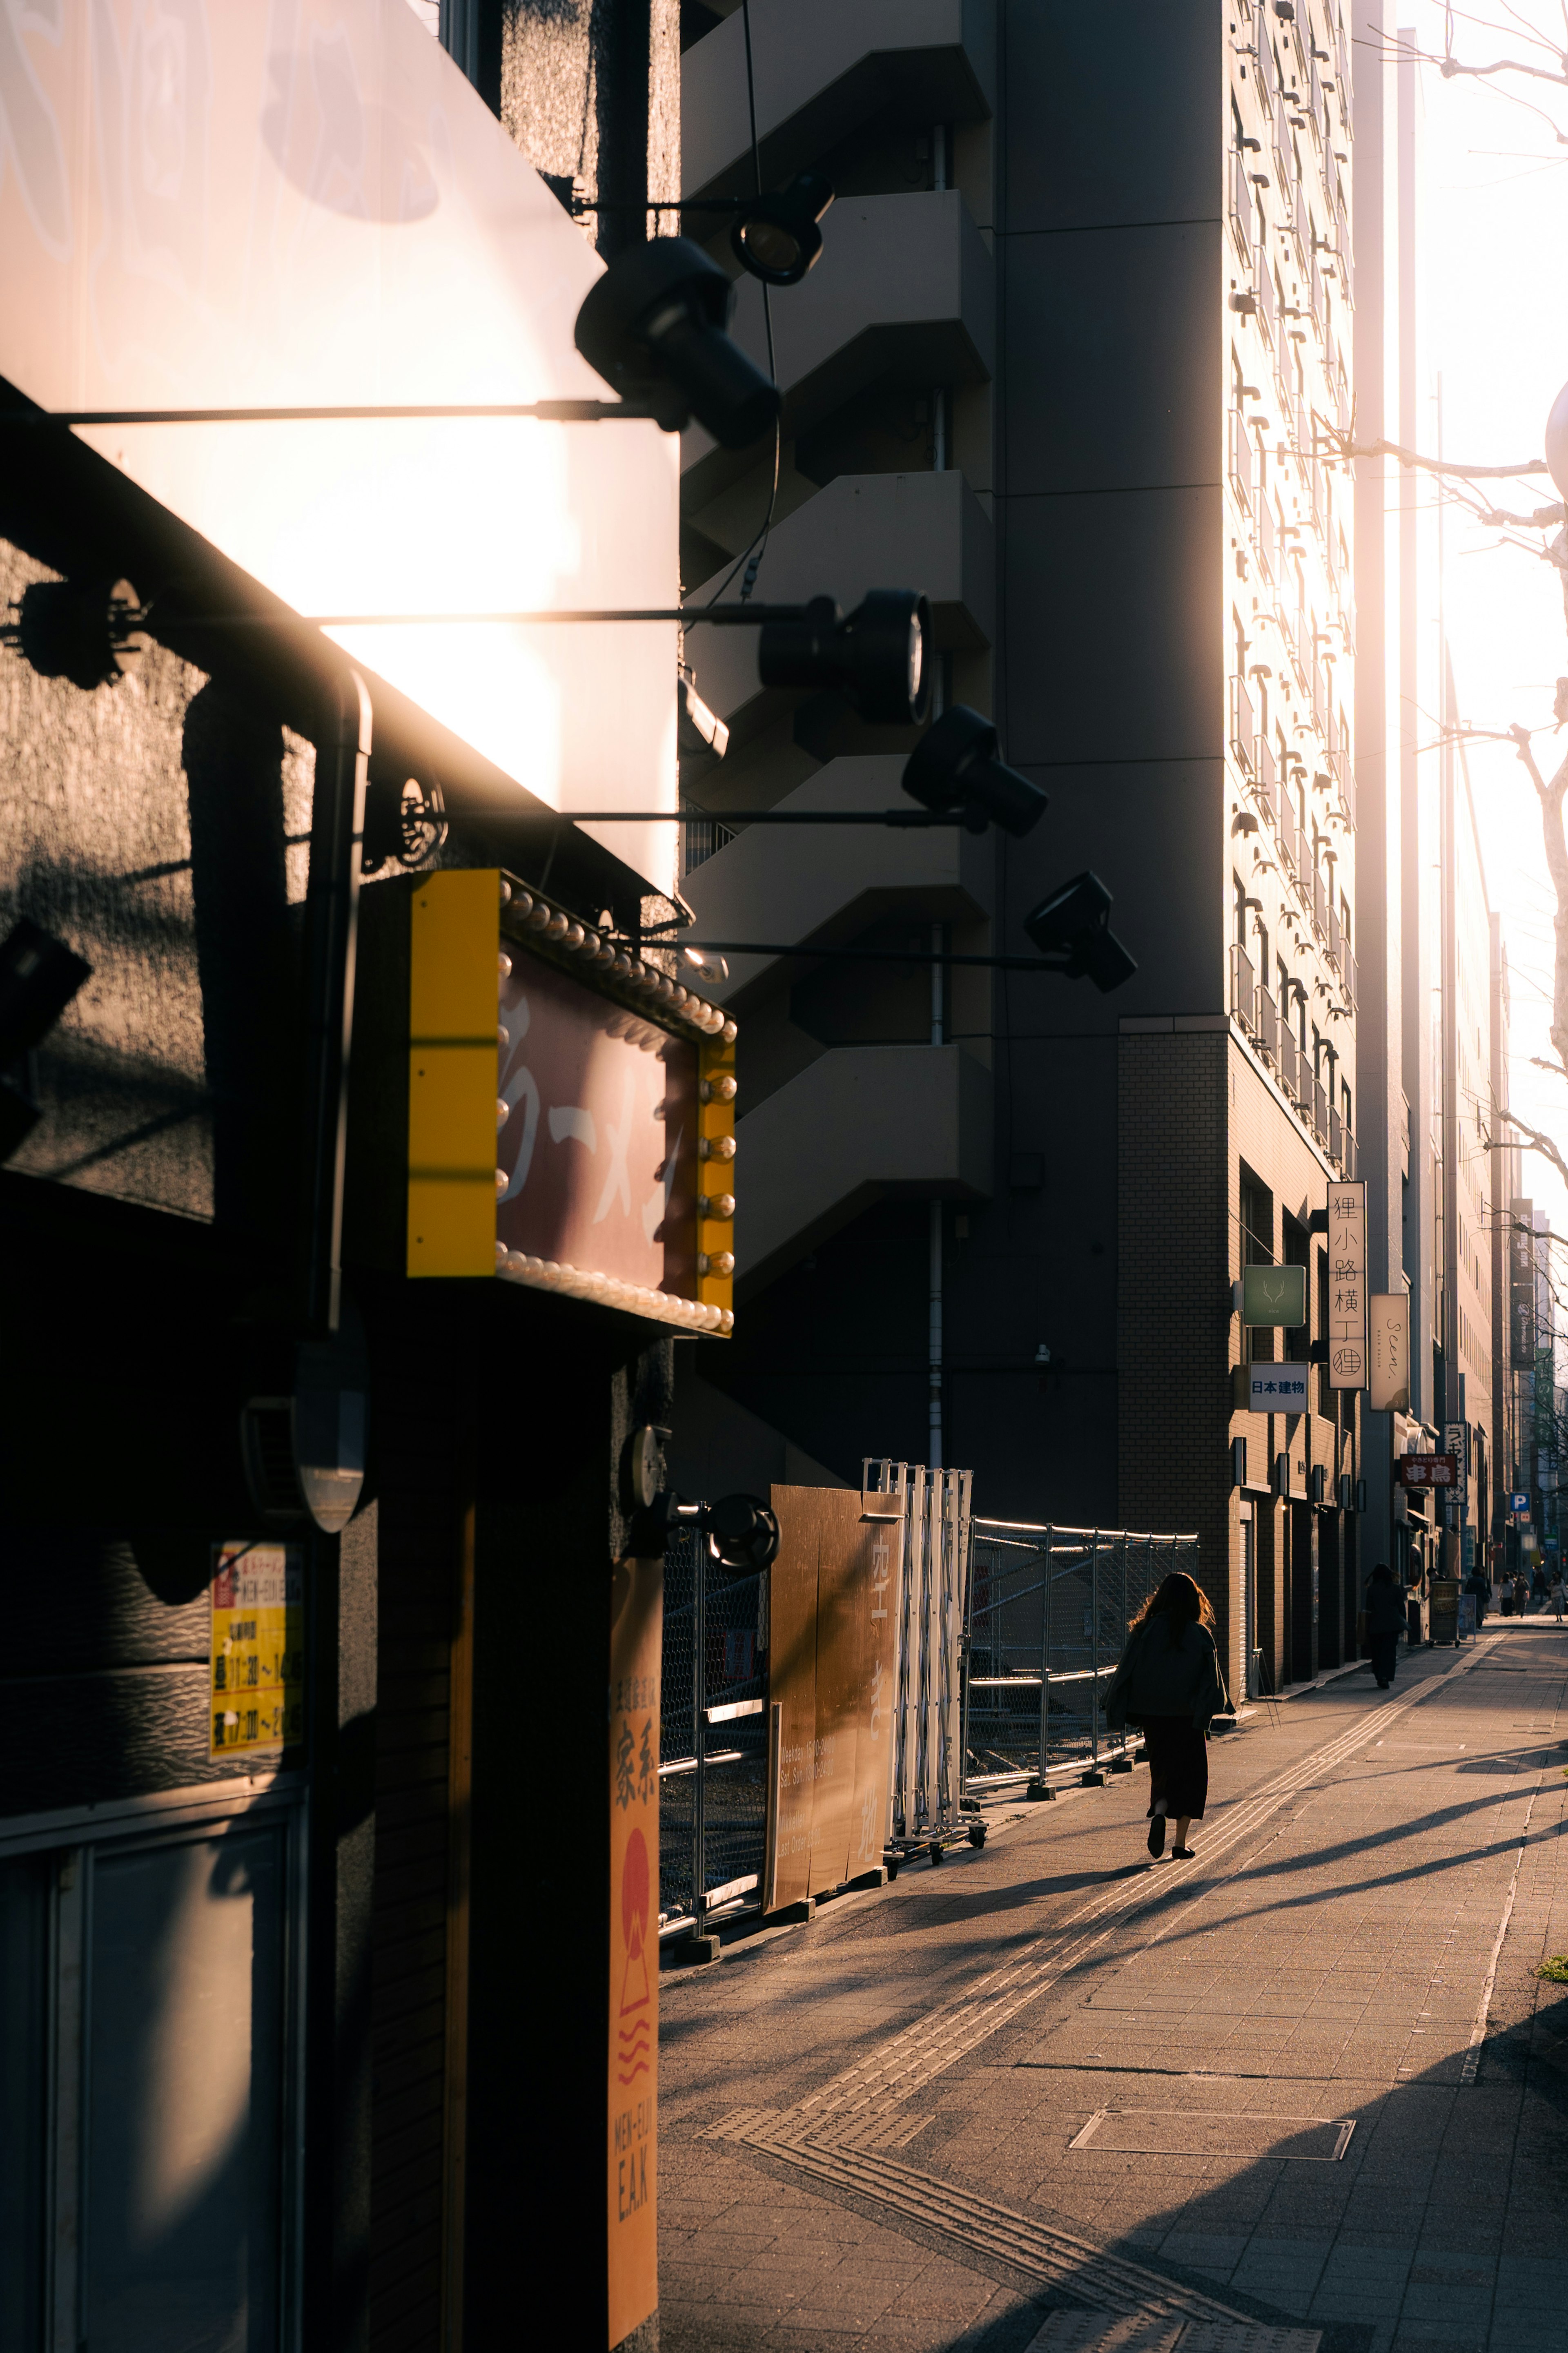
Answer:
962, 1522, 1201, 1793
864, 1459, 981, 1866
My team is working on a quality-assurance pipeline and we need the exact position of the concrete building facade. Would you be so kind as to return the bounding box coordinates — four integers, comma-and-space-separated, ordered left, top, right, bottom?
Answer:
670, 0, 1377, 1704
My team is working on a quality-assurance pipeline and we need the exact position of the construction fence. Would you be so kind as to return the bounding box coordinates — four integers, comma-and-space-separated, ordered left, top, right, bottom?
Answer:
659, 1485, 1201, 1939
963, 1522, 1200, 1789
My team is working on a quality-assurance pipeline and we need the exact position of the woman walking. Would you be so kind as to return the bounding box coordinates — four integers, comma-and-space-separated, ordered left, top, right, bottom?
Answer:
1105, 1572, 1229, 1862
1364, 1563, 1406, 1687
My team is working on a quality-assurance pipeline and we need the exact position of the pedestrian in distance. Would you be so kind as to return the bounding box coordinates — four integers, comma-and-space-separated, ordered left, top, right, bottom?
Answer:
1550, 1567, 1565, 1621
1531, 1563, 1549, 1615
1514, 1570, 1530, 1619
1364, 1563, 1407, 1688
1463, 1562, 1489, 1631
1104, 1571, 1229, 1864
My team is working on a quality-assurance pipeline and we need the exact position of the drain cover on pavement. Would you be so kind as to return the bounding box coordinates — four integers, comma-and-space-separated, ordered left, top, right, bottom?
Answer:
1068, 2109, 1353, 2161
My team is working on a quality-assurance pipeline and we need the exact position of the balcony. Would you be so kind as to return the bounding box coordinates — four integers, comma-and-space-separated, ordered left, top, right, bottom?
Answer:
1231, 149, 1255, 267
685, 468, 996, 745
683, 190, 995, 512
1258, 494, 1276, 582
1258, 729, 1278, 800
1230, 675, 1256, 774
1228, 409, 1254, 515
1327, 900, 1342, 968
1257, 984, 1280, 1065
1230, 942, 1257, 1036
1279, 1025, 1301, 1102
1312, 865, 1328, 937
1312, 1075, 1330, 1146
734, 1042, 993, 1290
1341, 940, 1357, 1010
682, 0, 996, 201
681, 756, 989, 1010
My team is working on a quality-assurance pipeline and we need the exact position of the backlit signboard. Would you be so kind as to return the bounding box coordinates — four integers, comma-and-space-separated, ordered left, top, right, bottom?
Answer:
354, 869, 736, 1334
0, 1, 678, 889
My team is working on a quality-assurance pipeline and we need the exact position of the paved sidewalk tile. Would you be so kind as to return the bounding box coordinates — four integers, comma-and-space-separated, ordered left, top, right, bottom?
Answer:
659, 1629, 1568, 2353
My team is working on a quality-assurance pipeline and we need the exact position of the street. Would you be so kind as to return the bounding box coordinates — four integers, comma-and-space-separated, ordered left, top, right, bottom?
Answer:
659, 1624, 1568, 2353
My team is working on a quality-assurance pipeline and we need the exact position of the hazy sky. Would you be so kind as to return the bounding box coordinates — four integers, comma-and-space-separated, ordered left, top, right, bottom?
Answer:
1401, 3, 1568, 1255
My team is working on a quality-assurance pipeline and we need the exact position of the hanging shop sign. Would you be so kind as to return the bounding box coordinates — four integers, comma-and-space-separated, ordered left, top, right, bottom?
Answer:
1248, 1363, 1310, 1413
1240, 1264, 1307, 1325
348, 869, 736, 1334
1368, 1292, 1410, 1412
1398, 1454, 1458, 1489
1327, 1179, 1368, 1390
764, 1488, 904, 1911
209, 1541, 304, 1761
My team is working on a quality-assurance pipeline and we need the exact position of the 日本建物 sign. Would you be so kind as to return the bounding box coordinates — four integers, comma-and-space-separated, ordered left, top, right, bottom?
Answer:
1398, 1454, 1459, 1489
1248, 1363, 1311, 1413
1241, 1264, 1307, 1326
1328, 1180, 1368, 1390
209, 1542, 304, 1760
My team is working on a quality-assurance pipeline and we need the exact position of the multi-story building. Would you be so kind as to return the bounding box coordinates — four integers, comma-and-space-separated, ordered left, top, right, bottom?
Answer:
1507, 1199, 1561, 1572
672, 2, 1377, 1703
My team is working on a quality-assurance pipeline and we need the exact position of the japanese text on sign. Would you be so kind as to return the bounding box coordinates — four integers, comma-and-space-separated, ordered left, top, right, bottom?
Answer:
1328, 1180, 1367, 1392
209, 1542, 304, 1760
1398, 1454, 1458, 1488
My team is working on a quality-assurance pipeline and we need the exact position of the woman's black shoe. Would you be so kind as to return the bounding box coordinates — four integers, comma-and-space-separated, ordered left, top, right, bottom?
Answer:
1171, 1844, 1196, 1859
1147, 1814, 1166, 1858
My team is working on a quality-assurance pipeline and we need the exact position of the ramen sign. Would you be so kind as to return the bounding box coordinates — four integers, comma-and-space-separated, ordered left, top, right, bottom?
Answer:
403, 870, 736, 1336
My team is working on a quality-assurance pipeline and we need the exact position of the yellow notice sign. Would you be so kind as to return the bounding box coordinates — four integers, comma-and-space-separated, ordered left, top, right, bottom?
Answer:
209, 1542, 304, 1760
607, 1554, 661, 2348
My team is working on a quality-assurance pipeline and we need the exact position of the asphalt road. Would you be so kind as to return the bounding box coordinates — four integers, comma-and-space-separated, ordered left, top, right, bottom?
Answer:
657, 1621, 1568, 2353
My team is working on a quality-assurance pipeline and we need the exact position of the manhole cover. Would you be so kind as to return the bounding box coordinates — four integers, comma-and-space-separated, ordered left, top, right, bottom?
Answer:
1069, 2109, 1354, 2161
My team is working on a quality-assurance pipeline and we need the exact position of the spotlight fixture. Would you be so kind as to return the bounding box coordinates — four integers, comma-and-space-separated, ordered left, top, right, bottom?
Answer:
682, 943, 730, 984
361, 770, 448, 874
574, 237, 781, 448
757, 590, 930, 724
1024, 871, 1138, 993
0, 915, 92, 1162
678, 666, 730, 759
901, 705, 1047, 838
731, 170, 835, 287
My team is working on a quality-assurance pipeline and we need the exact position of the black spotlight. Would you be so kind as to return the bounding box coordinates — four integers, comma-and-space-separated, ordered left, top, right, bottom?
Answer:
705, 1493, 781, 1572
0, 915, 92, 1161
757, 590, 930, 725
574, 237, 781, 448
1024, 870, 1138, 993
731, 170, 835, 287
902, 705, 1048, 837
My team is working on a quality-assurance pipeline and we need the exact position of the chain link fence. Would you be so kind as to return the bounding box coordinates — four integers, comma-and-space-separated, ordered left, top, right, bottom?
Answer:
658, 1529, 771, 1936
962, 1523, 1200, 1792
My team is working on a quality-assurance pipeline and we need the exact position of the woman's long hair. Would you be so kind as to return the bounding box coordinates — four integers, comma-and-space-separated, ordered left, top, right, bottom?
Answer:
1128, 1570, 1214, 1645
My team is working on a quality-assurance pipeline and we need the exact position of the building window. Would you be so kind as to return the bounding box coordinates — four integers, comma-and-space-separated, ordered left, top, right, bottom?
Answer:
0, 1805, 303, 2348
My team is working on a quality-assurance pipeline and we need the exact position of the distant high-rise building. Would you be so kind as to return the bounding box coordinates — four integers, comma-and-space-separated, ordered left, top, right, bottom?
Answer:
674, 1, 1384, 1703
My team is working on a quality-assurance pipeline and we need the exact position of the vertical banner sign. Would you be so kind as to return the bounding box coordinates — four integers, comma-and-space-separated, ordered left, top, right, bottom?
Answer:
1327, 1180, 1368, 1391
608, 1556, 661, 2349
209, 1543, 303, 1760
1368, 1294, 1410, 1412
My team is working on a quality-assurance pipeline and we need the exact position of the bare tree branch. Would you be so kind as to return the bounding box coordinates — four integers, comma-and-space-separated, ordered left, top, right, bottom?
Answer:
1316, 420, 1550, 480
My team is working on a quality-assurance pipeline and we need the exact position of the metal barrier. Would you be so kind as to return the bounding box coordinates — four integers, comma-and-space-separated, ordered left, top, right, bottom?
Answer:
658, 1528, 771, 1939
962, 1522, 1200, 1791
865, 1459, 975, 1855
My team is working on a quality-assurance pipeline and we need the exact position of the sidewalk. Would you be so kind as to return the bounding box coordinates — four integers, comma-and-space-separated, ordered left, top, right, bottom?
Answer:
657, 1624, 1568, 2353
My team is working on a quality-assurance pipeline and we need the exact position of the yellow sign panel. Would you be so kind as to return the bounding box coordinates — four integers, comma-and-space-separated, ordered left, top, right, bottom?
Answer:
607, 1554, 661, 2348
209, 1543, 305, 1761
